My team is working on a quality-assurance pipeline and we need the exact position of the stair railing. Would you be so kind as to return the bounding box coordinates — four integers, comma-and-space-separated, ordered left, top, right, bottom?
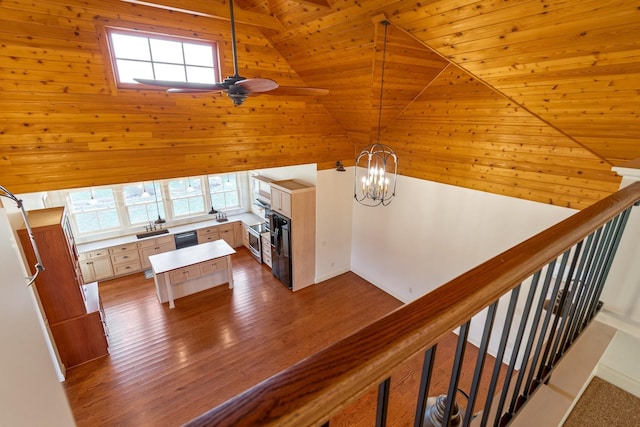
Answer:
185, 181, 640, 427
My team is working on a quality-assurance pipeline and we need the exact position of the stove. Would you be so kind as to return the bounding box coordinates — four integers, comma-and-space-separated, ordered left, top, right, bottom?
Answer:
249, 222, 269, 234
247, 222, 269, 263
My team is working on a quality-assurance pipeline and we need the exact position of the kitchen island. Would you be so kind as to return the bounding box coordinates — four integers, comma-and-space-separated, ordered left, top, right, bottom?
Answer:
149, 240, 236, 309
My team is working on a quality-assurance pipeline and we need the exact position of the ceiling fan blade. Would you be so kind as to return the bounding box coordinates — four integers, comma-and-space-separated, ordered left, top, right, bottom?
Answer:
166, 88, 221, 94
264, 86, 329, 96
134, 78, 227, 91
235, 78, 279, 93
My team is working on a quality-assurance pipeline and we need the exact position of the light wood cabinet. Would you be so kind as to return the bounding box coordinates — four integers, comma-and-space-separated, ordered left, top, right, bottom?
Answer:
218, 223, 235, 247
261, 233, 272, 267
79, 249, 114, 282
137, 235, 176, 270
17, 207, 108, 369
233, 221, 244, 248
109, 243, 141, 276
271, 186, 292, 218
270, 180, 316, 291
197, 226, 220, 244
242, 223, 250, 249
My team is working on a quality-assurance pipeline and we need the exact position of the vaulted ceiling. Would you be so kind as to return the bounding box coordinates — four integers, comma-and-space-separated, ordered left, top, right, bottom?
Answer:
1, 0, 639, 208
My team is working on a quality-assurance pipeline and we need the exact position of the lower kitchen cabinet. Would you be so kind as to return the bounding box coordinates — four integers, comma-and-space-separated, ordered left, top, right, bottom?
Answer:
109, 243, 141, 276
138, 235, 176, 270
79, 249, 114, 282
218, 223, 235, 247
261, 233, 272, 267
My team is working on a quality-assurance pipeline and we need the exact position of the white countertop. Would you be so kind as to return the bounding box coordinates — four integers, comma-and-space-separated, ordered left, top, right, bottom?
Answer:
77, 212, 265, 253
149, 240, 236, 274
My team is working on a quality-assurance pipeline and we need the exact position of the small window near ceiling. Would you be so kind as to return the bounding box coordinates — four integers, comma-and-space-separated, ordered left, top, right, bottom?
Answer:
168, 177, 205, 217
68, 188, 120, 234
106, 28, 219, 87
209, 174, 240, 210
124, 182, 164, 225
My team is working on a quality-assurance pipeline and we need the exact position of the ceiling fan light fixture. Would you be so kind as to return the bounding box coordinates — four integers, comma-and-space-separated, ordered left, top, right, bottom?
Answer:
354, 20, 398, 207
132, 0, 326, 104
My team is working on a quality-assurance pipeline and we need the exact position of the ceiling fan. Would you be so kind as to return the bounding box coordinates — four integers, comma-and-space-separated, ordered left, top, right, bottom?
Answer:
134, 0, 328, 106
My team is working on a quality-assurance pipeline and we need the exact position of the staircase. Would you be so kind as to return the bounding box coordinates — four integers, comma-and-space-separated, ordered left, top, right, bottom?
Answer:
511, 312, 640, 426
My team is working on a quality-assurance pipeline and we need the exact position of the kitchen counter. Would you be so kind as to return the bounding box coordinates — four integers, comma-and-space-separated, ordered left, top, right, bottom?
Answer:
77, 212, 264, 254
149, 240, 236, 309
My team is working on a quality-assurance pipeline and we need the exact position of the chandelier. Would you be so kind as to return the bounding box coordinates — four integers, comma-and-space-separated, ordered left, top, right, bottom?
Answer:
354, 20, 398, 207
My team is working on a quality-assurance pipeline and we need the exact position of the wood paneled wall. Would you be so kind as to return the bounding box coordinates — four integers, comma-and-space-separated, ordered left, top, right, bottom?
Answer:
2, 0, 637, 209
253, 0, 634, 208
0, 0, 352, 193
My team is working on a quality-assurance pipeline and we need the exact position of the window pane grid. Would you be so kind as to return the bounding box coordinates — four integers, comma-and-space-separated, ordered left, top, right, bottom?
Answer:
108, 29, 217, 85
65, 173, 241, 239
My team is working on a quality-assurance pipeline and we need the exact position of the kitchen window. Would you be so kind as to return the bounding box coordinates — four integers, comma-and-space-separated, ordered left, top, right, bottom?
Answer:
63, 172, 244, 241
209, 174, 240, 211
105, 27, 219, 88
123, 182, 164, 225
168, 177, 205, 217
67, 188, 120, 234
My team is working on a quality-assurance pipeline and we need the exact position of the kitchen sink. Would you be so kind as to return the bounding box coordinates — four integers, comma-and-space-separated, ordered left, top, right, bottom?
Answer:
136, 228, 170, 239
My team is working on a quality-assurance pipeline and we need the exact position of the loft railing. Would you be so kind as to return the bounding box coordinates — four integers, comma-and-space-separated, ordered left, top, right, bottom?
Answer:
186, 181, 640, 427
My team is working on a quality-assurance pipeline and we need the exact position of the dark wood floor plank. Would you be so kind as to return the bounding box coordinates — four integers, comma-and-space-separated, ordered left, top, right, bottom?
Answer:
65, 247, 506, 426
64, 247, 403, 426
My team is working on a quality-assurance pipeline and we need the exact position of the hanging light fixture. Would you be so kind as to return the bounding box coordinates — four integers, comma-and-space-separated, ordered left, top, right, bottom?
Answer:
141, 182, 150, 198
153, 181, 166, 224
89, 187, 98, 205
206, 175, 218, 214
354, 20, 398, 207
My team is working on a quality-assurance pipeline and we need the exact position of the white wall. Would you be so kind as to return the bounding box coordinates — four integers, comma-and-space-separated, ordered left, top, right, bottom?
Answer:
601, 167, 640, 323
349, 174, 576, 362
315, 169, 353, 282
0, 202, 75, 426
350, 174, 576, 303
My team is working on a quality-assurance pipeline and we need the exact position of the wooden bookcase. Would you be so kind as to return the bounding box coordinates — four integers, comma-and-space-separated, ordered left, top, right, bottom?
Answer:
17, 207, 108, 370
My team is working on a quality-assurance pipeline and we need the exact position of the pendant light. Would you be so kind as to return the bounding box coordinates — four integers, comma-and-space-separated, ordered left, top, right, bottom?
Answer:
89, 187, 98, 205
206, 175, 218, 214
153, 181, 166, 224
354, 20, 398, 207
141, 182, 150, 198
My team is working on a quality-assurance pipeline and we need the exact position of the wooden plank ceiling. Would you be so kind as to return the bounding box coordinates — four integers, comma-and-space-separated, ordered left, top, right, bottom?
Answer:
1, 0, 639, 209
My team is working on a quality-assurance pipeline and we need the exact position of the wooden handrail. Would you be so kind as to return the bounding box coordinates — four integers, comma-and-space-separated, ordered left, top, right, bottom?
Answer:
186, 181, 640, 427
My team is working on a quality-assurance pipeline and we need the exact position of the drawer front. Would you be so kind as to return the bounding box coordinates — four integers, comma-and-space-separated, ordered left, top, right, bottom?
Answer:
168, 265, 200, 285
262, 247, 272, 264
80, 249, 110, 260
109, 243, 138, 254
218, 224, 233, 233
198, 234, 219, 244
197, 227, 219, 236
157, 242, 176, 252
156, 235, 175, 246
137, 235, 175, 249
200, 258, 227, 275
111, 251, 140, 264
112, 259, 141, 275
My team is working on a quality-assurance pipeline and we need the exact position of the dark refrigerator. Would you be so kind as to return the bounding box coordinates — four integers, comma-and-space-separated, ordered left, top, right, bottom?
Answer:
271, 212, 292, 289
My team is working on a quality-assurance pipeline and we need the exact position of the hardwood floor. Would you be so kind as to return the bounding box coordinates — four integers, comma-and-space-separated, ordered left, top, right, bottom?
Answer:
64, 247, 503, 426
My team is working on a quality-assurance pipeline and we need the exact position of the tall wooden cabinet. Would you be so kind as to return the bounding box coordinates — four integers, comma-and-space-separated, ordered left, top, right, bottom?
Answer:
18, 207, 108, 370
270, 180, 316, 290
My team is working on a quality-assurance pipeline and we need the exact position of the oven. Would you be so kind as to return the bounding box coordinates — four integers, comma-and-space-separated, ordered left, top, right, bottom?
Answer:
248, 222, 269, 263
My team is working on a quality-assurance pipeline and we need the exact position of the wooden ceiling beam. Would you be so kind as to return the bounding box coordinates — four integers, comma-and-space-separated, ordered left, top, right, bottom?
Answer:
120, 0, 284, 30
